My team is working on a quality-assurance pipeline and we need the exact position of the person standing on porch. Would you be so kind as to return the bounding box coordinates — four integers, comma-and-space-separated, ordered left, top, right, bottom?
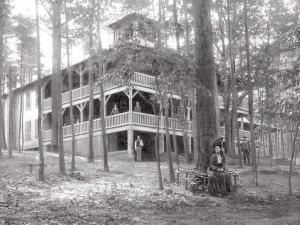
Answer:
134, 135, 144, 162
110, 103, 119, 115
241, 136, 251, 165
134, 101, 141, 112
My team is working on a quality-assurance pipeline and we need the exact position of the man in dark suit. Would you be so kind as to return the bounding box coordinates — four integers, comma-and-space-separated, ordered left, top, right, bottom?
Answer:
240, 136, 250, 165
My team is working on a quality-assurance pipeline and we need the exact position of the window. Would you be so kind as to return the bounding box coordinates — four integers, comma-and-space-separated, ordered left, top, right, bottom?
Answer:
25, 121, 31, 141
26, 91, 31, 109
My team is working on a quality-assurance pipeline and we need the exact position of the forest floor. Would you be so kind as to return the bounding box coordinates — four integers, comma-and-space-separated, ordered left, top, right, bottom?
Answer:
0, 150, 300, 225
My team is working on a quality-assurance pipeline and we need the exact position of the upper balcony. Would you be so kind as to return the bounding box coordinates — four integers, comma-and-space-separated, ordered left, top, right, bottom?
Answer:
42, 72, 156, 111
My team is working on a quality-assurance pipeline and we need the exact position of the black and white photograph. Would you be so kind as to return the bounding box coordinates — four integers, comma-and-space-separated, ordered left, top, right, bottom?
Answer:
0, 0, 299, 224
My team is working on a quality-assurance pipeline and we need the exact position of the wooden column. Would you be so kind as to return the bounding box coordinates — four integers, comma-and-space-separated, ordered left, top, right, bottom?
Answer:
188, 136, 192, 155
241, 117, 245, 131
127, 88, 134, 159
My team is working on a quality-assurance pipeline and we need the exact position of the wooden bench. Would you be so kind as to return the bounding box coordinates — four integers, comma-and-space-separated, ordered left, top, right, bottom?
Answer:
176, 168, 239, 193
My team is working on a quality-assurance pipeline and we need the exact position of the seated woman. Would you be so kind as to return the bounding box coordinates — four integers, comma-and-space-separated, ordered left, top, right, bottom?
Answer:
208, 141, 233, 196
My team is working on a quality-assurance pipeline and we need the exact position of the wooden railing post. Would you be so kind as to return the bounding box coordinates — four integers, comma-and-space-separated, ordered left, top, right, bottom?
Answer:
128, 88, 134, 159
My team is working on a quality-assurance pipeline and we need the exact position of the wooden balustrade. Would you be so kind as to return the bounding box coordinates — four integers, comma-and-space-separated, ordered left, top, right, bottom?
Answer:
42, 111, 194, 142
81, 86, 90, 98
133, 72, 155, 87
106, 112, 129, 128
42, 72, 158, 111
220, 126, 250, 139
43, 98, 51, 110
73, 88, 81, 100
62, 92, 70, 104
42, 130, 52, 141
81, 121, 89, 133
132, 112, 157, 127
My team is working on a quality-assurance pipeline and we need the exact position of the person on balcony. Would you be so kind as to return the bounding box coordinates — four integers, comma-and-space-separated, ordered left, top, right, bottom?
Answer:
110, 103, 119, 115
208, 140, 233, 196
134, 135, 144, 162
134, 101, 141, 112
241, 136, 250, 165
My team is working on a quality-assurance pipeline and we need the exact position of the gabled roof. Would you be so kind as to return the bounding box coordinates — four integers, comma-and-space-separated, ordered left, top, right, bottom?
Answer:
108, 13, 157, 29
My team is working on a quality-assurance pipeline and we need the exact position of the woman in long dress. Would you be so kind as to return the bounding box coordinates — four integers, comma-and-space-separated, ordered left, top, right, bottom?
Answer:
208, 141, 233, 196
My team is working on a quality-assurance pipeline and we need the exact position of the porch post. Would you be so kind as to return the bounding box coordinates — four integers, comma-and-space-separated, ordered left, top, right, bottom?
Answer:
127, 87, 134, 159
241, 117, 245, 131
188, 136, 192, 155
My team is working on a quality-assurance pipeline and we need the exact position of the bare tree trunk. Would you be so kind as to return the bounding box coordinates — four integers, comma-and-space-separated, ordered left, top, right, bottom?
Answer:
35, 0, 44, 181
0, 1, 7, 153
288, 121, 299, 195
88, 19, 95, 163
154, 103, 163, 189
170, 98, 178, 166
97, 17, 109, 172
165, 103, 175, 182
267, 124, 273, 166
218, 1, 233, 156
52, 0, 65, 174
236, 121, 243, 167
172, 0, 180, 51
193, 0, 219, 172
244, 0, 256, 168
183, 0, 190, 55
160, 0, 168, 48
101, 64, 109, 172
280, 119, 285, 158
8, 67, 14, 158
18, 46, 24, 152
192, 98, 199, 168
64, 0, 75, 170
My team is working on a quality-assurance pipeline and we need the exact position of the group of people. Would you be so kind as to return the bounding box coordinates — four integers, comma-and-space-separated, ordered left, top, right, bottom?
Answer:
110, 101, 142, 115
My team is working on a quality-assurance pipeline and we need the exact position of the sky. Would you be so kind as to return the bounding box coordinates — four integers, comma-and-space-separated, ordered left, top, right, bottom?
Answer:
11, 0, 111, 75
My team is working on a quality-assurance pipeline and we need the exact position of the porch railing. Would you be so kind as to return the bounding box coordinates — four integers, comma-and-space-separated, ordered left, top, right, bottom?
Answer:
132, 72, 155, 88
220, 126, 250, 139
42, 72, 156, 111
42, 112, 193, 142
132, 112, 193, 132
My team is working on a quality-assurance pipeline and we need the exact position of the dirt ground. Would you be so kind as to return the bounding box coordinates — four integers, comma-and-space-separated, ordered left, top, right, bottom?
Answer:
0, 150, 299, 225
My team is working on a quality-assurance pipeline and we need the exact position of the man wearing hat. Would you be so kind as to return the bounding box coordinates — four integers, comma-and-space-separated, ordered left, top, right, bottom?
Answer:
240, 136, 250, 165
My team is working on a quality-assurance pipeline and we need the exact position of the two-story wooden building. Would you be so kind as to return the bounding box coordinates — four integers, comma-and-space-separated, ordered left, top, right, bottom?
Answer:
4, 14, 251, 160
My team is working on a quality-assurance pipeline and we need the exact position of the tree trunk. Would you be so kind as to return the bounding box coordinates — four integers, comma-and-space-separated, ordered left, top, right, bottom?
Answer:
101, 64, 109, 172
193, 0, 219, 172
88, 19, 95, 163
18, 46, 24, 152
64, 0, 76, 170
288, 121, 299, 195
154, 103, 163, 189
267, 124, 273, 166
192, 98, 200, 168
183, 0, 190, 55
280, 119, 285, 158
170, 98, 178, 166
172, 0, 180, 51
218, 1, 233, 156
35, 0, 44, 181
0, 1, 7, 153
165, 103, 175, 182
236, 119, 243, 167
8, 67, 14, 158
97, 18, 109, 172
52, 0, 65, 174
160, 0, 168, 48
244, 0, 256, 168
